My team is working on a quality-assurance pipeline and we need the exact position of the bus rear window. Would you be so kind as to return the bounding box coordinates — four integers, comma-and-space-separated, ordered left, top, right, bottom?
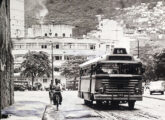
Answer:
109, 56, 132, 60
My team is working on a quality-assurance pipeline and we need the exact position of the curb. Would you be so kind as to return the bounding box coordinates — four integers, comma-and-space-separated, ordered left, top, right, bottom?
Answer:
143, 95, 165, 101
42, 105, 65, 120
42, 105, 48, 120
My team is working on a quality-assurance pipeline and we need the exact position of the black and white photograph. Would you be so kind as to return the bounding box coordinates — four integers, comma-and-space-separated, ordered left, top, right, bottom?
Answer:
1, 0, 165, 120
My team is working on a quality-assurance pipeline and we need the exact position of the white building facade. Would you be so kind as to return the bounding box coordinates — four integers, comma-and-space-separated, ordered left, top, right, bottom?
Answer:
26, 24, 74, 38
12, 23, 119, 89
87, 18, 133, 53
10, 0, 25, 38
12, 37, 114, 88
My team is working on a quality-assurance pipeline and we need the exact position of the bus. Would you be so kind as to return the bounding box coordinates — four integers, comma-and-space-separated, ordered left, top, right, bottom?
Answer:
78, 48, 144, 109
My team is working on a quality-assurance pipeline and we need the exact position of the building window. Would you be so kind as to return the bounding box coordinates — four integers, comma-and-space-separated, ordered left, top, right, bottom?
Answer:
64, 43, 75, 49
63, 33, 65, 37
77, 43, 87, 49
64, 56, 70, 60
54, 56, 62, 60
26, 43, 37, 49
56, 44, 59, 49
14, 43, 25, 49
106, 45, 110, 51
41, 45, 47, 49
49, 33, 52, 36
43, 79, 47, 83
55, 33, 58, 37
54, 67, 59, 72
111, 45, 114, 50
64, 56, 73, 60
89, 44, 95, 50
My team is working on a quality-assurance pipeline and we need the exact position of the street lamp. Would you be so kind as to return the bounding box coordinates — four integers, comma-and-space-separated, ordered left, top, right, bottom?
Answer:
136, 29, 142, 58
137, 38, 139, 58
50, 41, 54, 82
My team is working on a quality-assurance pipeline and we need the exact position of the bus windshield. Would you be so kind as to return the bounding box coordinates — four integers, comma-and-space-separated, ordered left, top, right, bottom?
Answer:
97, 63, 142, 75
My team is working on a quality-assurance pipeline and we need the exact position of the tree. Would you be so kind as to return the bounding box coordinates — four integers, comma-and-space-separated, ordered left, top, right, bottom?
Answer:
60, 56, 87, 89
20, 51, 51, 88
153, 49, 165, 79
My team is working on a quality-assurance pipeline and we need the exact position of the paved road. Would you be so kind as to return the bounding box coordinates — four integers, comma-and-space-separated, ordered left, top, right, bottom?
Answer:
43, 91, 165, 120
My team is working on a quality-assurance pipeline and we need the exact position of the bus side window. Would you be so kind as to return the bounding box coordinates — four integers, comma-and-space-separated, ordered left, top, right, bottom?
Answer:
80, 70, 83, 76
81, 69, 86, 76
96, 66, 103, 74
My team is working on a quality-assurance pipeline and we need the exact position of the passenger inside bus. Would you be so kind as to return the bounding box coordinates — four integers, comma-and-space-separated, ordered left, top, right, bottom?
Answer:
100, 64, 143, 75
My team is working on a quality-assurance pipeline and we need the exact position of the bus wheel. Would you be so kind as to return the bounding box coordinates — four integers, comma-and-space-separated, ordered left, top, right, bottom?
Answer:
161, 92, 164, 95
84, 100, 88, 105
111, 101, 119, 108
128, 101, 135, 110
84, 100, 93, 106
88, 101, 93, 105
96, 101, 102, 106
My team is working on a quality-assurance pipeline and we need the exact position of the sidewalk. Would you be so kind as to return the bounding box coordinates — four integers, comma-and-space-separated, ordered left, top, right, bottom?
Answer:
42, 91, 102, 120
2, 91, 165, 120
43, 90, 165, 120
1, 91, 49, 120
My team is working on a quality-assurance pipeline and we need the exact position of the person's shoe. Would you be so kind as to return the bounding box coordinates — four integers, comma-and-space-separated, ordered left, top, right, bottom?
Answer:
59, 102, 61, 105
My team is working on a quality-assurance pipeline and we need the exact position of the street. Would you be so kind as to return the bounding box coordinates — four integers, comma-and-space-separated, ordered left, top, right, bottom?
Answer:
1, 0, 165, 120
2, 90, 165, 120
45, 90, 165, 120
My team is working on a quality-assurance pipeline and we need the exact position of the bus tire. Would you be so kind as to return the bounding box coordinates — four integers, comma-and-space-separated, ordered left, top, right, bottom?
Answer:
150, 91, 152, 95
84, 100, 88, 105
128, 101, 135, 110
88, 101, 93, 105
111, 101, 119, 108
96, 101, 102, 106
84, 100, 93, 106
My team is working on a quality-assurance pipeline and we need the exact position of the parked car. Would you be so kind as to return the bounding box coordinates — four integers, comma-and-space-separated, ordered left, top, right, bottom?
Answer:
149, 81, 165, 95
14, 84, 26, 91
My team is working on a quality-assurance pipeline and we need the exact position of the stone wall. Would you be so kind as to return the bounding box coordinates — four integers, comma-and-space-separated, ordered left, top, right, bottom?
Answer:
0, 0, 14, 112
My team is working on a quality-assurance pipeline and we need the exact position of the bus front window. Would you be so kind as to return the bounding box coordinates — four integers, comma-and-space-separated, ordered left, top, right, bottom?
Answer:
100, 63, 142, 75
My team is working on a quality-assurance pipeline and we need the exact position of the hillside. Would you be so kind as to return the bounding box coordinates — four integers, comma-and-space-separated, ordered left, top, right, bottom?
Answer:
25, 0, 161, 36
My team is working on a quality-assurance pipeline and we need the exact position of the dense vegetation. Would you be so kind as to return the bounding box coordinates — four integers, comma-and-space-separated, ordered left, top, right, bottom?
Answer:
20, 51, 51, 87
25, 0, 161, 36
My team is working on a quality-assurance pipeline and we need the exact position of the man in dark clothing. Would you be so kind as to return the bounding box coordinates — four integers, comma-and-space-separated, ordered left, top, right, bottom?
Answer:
54, 79, 62, 105
49, 80, 55, 104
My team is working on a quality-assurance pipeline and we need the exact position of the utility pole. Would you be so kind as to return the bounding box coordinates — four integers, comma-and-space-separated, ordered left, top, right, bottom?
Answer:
137, 39, 139, 58
137, 29, 142, 58
51, 42, 54, 82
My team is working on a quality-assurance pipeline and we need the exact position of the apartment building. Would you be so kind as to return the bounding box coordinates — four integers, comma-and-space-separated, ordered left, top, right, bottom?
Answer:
10, 0, 25, 38
12, 37, 115, 88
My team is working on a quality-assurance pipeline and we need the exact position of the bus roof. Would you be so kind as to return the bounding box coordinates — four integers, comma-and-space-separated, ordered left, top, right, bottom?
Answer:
80, 54, 138, 68
99, 60, 141, 64
80, 48, 140, 68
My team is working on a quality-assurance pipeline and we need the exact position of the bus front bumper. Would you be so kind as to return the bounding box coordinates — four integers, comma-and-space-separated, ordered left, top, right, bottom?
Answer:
94, 94, 142, 101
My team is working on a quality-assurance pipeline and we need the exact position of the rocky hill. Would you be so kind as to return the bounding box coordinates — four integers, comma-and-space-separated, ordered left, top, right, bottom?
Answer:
25, 0, 161, 36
